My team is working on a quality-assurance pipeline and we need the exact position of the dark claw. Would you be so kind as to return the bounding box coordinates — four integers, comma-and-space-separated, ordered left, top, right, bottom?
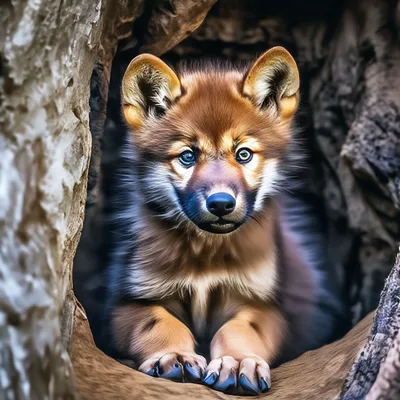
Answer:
161, 362, 183, 380
214, 373, 237, 391
260, 377, 270, 393
185, 361, 202, 380
145, 367, 158, 377
202, 372, 218, 385
239, 374, 260, 394
152, 361, 161, 376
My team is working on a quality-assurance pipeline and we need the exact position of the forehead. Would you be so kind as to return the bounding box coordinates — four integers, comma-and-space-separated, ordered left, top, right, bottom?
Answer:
143, 67, 289, 159
167, 70, 269, 146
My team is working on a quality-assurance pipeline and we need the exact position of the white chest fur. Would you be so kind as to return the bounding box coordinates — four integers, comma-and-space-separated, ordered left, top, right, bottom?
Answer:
128, 252, 277, 334
189, 259, 277, 334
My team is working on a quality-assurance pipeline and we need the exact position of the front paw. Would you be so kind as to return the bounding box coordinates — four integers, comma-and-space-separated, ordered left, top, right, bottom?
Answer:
139, 352, 207, 383
203, 356, 271, 395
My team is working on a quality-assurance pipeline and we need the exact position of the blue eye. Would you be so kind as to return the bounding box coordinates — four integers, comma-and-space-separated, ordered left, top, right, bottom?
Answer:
178, 150, 196, 166
236, 148, 253, 164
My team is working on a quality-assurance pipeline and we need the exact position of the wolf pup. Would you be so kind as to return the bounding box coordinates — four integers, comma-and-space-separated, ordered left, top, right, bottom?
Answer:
108, 47, 319, 395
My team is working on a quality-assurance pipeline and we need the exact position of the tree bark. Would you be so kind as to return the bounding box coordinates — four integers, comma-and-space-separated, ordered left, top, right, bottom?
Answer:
340, 248, 400, 400
0, 0, 144, 398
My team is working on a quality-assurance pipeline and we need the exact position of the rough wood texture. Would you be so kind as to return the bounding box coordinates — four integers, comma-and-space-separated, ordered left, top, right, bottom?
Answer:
340, 248, 400, 399
301, 0, 400, 322
71, 301, 373, 399
140, 0, 218, 56
367, 330, 400, 400
0, 0, 143, 398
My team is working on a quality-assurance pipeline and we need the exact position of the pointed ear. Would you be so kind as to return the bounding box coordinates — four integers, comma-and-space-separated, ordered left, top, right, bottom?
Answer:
121, 54, 182, 130
243, 47, 300, 120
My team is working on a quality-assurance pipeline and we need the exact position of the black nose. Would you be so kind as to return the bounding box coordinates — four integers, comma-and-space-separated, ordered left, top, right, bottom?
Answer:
206, 192, 236, 217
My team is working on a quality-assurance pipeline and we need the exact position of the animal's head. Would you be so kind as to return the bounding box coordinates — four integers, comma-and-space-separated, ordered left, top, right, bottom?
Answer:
121, 47, 299, 234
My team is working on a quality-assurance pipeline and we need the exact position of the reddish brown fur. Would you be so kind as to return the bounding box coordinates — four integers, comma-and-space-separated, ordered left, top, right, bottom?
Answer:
135, 69, 290, 159
211, 304, 285, 361
113, 304, 196, 363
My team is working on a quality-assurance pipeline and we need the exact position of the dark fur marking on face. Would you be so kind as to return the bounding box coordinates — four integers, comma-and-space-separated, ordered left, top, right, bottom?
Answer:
173, 186, 200, 222
141, 317, 159, 333
249, 321, 263, 337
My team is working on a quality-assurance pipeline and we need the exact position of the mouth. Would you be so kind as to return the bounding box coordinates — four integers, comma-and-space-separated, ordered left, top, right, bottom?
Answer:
197, 219, 238, 234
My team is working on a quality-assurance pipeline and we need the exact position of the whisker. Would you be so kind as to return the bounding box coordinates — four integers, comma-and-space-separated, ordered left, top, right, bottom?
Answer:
250, 215, 264, 228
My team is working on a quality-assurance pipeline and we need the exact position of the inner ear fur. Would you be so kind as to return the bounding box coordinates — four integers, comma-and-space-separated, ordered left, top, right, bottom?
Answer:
243, 46, 300, 120
122, 54, 182, 130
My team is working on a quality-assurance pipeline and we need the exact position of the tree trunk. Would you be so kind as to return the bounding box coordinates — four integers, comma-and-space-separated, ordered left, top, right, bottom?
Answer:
0, 0, 145, 398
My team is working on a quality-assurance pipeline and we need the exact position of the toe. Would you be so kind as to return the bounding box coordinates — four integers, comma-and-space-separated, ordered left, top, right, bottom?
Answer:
257, 363, 271, 393
214, 372, 237, 392
138, 357, 160, 377
157, 353, 184, 381
203, 371, 218, 385
205, 356, 238, 392
184, 361, 202, 381
203, 358, 222, 386
259, 377, 269, 393
239, 358, 260, 394
182, 354, 207, 382
239, 374, 260, 395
